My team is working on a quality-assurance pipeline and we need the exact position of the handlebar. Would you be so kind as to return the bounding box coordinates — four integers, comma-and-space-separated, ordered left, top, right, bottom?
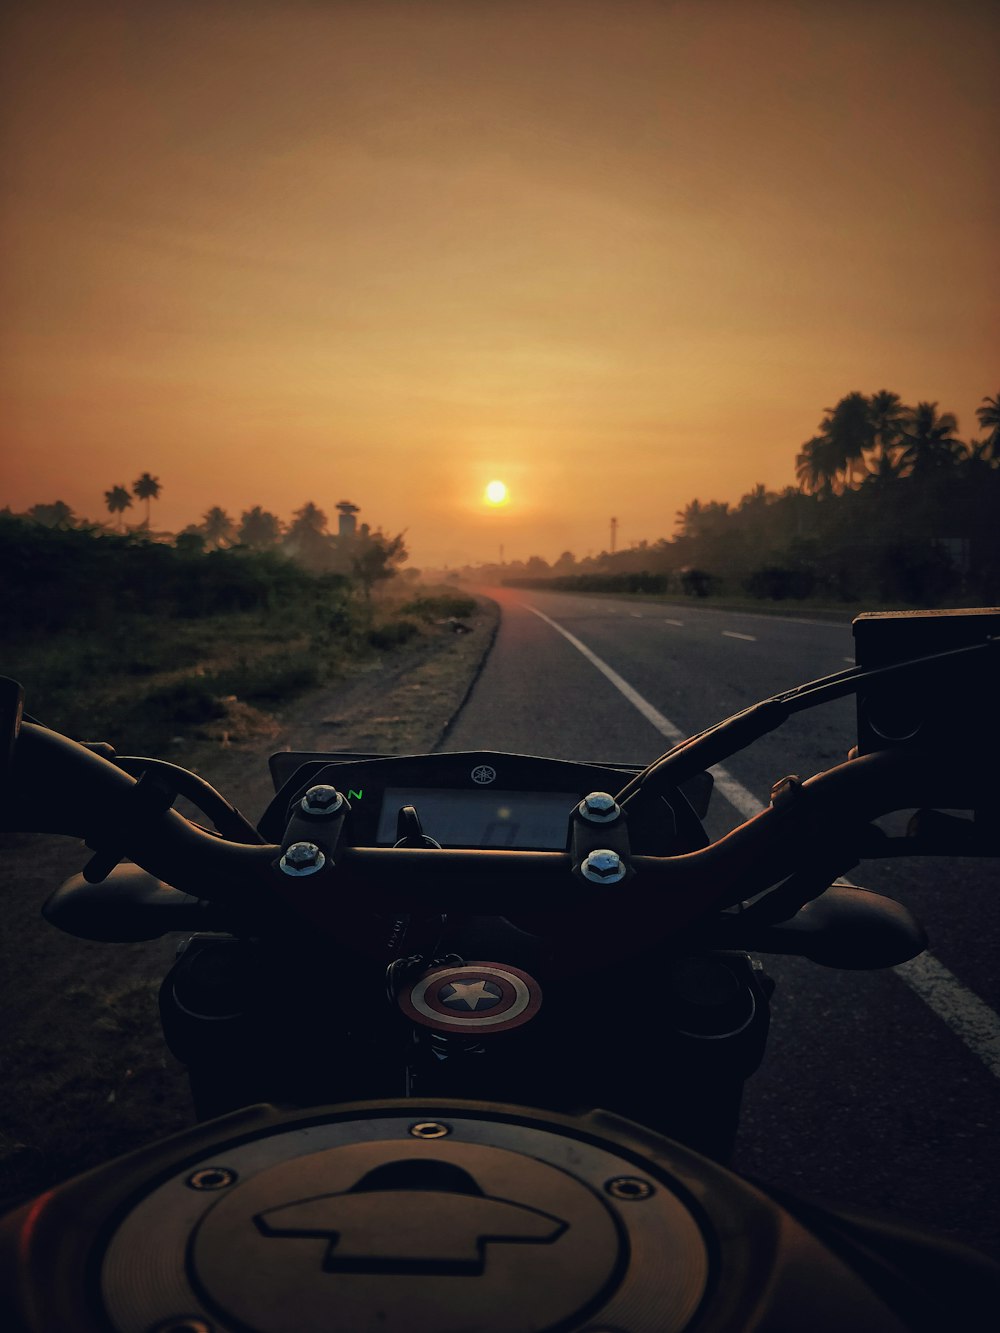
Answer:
7, 713, 996, 974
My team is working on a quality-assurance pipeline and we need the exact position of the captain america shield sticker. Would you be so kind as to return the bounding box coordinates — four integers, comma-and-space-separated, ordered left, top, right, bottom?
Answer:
398, 962, 542, 1034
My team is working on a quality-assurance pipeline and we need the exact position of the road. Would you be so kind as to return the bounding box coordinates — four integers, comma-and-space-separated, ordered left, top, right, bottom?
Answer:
441, 585, 1000, 1257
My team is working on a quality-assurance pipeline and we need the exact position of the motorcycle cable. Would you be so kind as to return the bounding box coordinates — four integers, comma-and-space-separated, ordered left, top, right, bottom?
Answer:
111, 755, 264, 845
617, 636, 998, 808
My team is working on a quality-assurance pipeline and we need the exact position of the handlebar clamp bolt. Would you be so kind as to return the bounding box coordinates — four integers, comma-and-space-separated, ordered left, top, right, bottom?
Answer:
580, 849, 627, 884
279, 841, 326, 876
579, 791, 621, 824
301, 784, 345, 816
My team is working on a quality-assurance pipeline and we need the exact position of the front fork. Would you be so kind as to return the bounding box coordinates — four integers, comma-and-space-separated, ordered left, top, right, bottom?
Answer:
160, 934, 772, 1162
399, 950, 774, 1162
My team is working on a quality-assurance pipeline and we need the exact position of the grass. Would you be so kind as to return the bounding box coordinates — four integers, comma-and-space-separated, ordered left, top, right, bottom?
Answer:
400, 593, 478, 621
368, 618, 421, 649
7, 598, 353, 753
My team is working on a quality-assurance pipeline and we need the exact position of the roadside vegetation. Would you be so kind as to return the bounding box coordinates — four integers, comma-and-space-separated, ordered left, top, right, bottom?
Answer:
0, 511, 460, 754
488, 391, 1000, 609
0, 514, 490, 1209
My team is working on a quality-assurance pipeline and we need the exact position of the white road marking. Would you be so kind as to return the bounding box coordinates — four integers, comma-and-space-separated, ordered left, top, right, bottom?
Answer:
894, 954, 1000, 1080
664, 618, 684, 626
526, 599, 1000, 1080
723, 631, 757, 642
630, 612, 643, 618
526, 603, 762, 820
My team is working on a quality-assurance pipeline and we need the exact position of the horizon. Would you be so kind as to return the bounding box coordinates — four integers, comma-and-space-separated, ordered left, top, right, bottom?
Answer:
2, 0, 998, 567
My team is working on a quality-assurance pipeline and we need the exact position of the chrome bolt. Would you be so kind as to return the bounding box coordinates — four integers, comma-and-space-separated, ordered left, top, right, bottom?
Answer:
279, 841, 326, 876
605, 1175, 654, 1201
301, 784, 344, 816
186, 1166, 237, 1191
579, 791, 620, 824
409, 1121, 451, 1139
580, 849, 627, 884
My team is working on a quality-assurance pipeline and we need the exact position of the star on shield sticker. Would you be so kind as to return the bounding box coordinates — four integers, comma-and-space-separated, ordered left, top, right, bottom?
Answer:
439, 979, 502, 1010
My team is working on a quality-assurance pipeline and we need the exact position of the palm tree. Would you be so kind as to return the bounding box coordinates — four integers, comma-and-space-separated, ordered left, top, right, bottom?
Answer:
132, 472, 161, 528
819, 392, 874, 487
863, 450, 906, 485
976, 392, 1000, 460
285, 502, 331, 571
795, 435, 839, 495
289, 501, 328, 535
867, 390, 908, 465
104, 485, 133, 530
960, 438, 999, 480
238, 506, 283, 548
201, 506, 235, 548
898, 402, 965, 477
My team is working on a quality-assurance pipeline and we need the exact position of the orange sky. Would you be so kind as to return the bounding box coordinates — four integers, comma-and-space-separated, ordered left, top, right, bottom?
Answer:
2, 0, 998, 567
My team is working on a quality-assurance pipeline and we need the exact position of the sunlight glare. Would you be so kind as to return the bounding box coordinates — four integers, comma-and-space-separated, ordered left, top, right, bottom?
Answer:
485, 480, 509, 506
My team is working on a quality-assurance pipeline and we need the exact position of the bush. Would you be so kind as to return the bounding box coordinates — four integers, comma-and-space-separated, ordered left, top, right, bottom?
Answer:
368, 619, 421, 650
400, 595, 477, 620
743, 566, 817, 600
680, 568, 716, 597
0, 516, 331, 630
502, 573, 673, 595
141, 678, 226, 725
874, 543, 961, 605
107, 678, 227, 748
209, 654, 321, 703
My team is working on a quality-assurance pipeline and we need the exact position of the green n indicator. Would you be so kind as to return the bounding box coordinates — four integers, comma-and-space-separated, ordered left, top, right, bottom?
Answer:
348, 789, 363, 802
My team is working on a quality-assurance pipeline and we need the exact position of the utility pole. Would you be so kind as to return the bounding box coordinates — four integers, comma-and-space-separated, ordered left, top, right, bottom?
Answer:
499, 544, 504, 565
609, 516, 618, 554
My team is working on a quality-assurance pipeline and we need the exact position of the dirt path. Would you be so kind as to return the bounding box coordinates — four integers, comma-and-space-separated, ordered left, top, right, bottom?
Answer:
0, 595, 499, 1205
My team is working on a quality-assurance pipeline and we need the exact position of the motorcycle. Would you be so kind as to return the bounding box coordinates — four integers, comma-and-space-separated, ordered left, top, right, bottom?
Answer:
1, 606, 999, 1332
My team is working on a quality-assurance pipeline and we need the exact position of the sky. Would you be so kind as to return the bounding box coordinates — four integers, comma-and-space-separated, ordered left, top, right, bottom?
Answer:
1, 0, 998, 567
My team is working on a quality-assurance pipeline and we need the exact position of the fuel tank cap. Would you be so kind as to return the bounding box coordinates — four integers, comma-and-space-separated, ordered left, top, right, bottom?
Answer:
100, 1105, 709, 1333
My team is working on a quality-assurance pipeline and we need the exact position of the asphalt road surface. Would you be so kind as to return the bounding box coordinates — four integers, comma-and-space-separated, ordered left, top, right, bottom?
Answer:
442, 585, 1000, 1258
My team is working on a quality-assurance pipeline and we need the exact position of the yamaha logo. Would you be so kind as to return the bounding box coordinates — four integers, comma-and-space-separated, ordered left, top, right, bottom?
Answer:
398, 962, 542, 1035
470, 765, 497, 785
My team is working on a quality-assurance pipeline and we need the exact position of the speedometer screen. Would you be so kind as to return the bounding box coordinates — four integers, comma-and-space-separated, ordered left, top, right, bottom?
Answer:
376, 788, 579, 850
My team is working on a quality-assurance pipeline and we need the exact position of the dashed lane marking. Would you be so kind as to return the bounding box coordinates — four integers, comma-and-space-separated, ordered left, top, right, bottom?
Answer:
723, 631, 757, 642
526, 603, 761, 821
525, 599, 1000, 1081
664, 618, 684, 626
895, 954, 1000, 1080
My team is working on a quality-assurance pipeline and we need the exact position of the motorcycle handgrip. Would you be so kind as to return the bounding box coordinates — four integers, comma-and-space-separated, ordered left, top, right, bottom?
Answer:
5, 722, 276, 907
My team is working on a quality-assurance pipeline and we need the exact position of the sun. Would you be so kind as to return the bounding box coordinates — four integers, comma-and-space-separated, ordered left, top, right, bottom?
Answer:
484, 480, 508, 506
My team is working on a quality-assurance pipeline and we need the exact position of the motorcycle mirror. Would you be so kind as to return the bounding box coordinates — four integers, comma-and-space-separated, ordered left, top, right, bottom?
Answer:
0, 677, 24, 799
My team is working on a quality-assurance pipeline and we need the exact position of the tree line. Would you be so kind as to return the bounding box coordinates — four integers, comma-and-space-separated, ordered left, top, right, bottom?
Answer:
495, 390, 1000, 605
11, 483, 409, 598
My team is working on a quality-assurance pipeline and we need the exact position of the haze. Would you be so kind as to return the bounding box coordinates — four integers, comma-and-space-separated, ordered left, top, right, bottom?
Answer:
2, 0, 997, 567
